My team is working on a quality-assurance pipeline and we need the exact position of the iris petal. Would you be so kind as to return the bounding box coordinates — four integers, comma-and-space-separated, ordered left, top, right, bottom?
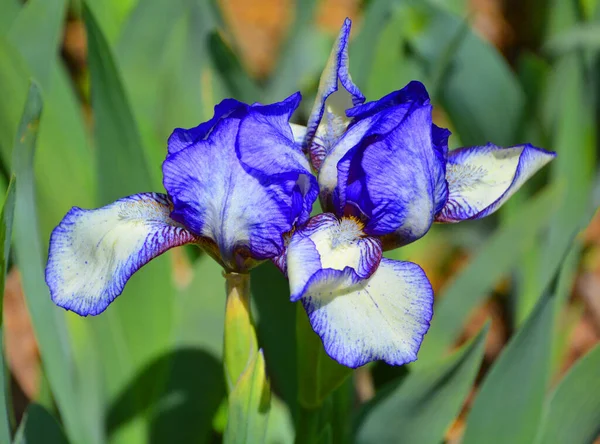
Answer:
301, 258, 433, 368
435, 143, 556, 223
164, 95, 310, 269
305, 18, 365, 171
286, 213, 382, 302
236, 92, 318, 226
338, 99, 445, 247
45, 193, 197, 316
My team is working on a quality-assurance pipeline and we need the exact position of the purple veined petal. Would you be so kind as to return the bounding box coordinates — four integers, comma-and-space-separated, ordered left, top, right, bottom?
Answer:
338, 103, 445, 248
305, 18, 365, 171
435, 143, 556, 223
163, 112, 301, 270
168, 98, 245, 155
236, 92, 319, 226
301, 258, 434, 368
286, 213, 382, 302
45, 193, 197, 316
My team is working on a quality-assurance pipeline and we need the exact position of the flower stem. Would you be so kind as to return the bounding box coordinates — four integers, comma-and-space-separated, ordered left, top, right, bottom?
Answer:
223, 272, 258, 392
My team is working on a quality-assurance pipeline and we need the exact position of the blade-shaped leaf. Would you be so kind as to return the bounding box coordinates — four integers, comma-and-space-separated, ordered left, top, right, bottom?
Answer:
11, 82, 87, 443
0, 178, 16, 444
355, 324, 488, 444
13, 404, 68, 444
224, 349, 271, 444
462, 261, 567, 444
535, 344, 600, 444
83, 1, 154, 203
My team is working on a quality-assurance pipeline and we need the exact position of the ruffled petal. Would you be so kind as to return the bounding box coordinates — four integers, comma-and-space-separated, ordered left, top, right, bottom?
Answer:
435, 143, 556, 223
168, 98, 244, 155
163, 96, 308, 269
336, 95, 445, 247
286, 213, 382, 302
301, 258, 433, 368
236, 92, 318, 226
45, 193, 197, 316
305, 18, 365, 171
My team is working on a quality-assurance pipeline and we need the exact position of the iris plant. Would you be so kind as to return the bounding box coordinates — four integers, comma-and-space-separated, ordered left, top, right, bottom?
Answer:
45, 18, 555, 372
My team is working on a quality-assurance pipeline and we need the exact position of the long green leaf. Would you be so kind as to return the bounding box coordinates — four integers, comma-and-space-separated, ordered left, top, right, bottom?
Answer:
535, 344, 600, 444
83, 1, 153, 204
6, 0, 66, 90
11, 82, 87, 443
13, 404, 68, 444
417, 184, 560, 363
462, 262, 566, 444
355, 324, 489, 444
0, 178, 16, 443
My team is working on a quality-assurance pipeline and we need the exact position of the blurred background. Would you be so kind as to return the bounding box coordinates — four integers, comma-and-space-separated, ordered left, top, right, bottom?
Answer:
0, 0, 599, 442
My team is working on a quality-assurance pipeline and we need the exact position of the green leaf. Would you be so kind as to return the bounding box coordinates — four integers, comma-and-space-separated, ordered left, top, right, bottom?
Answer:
13, 404, 68, 444
417, 184, 561, 363
535, 344, 600, 444
11, 82, 87, 443
0, 0, 20, 35
462, 267, 564, 444
296, 305, 352, 409
224, 350, 271, 444
6, 0, 66, 90
544, 22, 600, 55
0, 178, 16, 443
355, 323, 488, 444
83, 1, 153, 204
409, 3, 525, 146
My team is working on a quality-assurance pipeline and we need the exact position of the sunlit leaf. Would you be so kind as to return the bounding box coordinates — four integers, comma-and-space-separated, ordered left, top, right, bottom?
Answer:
355, 324, 488, 444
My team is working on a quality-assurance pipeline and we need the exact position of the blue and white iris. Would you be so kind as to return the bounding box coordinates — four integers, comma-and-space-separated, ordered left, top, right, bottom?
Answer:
45, 93, 318, 316
45, 17, 556, 369
271, 19, 556, 368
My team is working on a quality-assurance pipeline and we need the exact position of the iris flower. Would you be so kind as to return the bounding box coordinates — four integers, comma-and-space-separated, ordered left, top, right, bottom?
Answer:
45, 93, 318, 316
246, 19, 556, 368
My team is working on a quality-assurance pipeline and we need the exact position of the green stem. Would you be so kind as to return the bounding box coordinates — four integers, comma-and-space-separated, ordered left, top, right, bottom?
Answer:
223, 272, 258, 392
295, 405, 322, 444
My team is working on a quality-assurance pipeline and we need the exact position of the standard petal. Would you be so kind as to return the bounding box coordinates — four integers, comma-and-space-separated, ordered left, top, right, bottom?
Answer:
236, 92, 318, 226
338, 103, 445, 247
164, 117, 296, 269
436, 143, 556, 223
301, 258, 433, 368
45, 193, 197, 316
286, 213, 382, 302
167, 98, 244, 155
305, 18, 365, 171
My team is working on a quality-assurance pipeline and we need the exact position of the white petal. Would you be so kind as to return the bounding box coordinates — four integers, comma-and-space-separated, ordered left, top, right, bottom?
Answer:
436, 143, 556, 222
45, 193, 196, 316
302, 258, 433, 368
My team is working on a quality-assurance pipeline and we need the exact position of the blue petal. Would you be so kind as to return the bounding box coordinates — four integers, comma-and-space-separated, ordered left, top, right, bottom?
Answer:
301, 258, 433, 368
305, 18, 365, 171
168, 98, 244, 155
45, 193, 197, 316
286, 213, 382, 302
236, 92, 318, 226
163, 96, 309, 269
436, 143, 556, 222
331, 89, 446, 247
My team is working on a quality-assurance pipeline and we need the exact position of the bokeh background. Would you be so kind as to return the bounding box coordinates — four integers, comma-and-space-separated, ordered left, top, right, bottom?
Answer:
0, 0, 599, 442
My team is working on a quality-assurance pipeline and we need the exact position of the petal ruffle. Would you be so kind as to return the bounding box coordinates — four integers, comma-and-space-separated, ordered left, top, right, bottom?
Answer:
435, 143, 556, 223
286, 213, 382, 302
168, 98, 244, 155
45, 193, 197, 316
236, 93, 318, 226
305, 18, 365, 171
163, 95, 307, 269
301, 258, 433, 368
